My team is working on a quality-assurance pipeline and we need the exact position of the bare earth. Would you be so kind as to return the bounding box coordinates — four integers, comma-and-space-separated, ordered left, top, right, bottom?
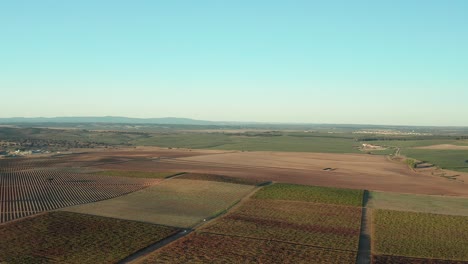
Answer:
62, 147, 468, 197
414, 144, 468, 150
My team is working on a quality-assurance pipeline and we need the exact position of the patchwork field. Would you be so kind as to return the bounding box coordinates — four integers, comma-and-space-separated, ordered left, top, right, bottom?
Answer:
63, 178, 255, 228
201, 199, 362, 250
0, 158, 159, 224
137, 232, 357, 264
373, 209, 468, 261
368, 191, 468, 216
139, 183, 363, 263
402, 149, 468, 173
0, 211, 178, 264
88, 148, 468, 196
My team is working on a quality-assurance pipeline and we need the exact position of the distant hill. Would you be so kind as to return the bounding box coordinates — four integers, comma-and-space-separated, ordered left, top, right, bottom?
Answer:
0, 116, 224, 125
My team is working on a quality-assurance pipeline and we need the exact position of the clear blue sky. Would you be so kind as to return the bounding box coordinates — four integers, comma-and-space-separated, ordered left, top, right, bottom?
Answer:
1, 1, 467, 126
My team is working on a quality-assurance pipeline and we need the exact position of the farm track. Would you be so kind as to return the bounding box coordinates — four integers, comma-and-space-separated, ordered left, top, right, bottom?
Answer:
0, 159, 159, 224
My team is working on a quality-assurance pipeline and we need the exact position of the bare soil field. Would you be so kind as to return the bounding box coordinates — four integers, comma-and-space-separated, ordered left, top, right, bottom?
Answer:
81, 148, 468, 196
63, 178, 254, 228
414, 144, 468, 150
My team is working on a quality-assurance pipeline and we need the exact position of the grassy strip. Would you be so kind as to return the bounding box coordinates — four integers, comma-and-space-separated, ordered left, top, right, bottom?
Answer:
137, 232, 357, 264
176, 173, 261, 185
0, 211, 179, 264
94, 170, 181, 179
373, 209, 468, 261
253, 183, 364, 207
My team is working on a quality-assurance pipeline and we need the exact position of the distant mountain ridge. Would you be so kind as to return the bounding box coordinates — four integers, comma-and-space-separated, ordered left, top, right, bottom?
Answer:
0, 116, 226, 125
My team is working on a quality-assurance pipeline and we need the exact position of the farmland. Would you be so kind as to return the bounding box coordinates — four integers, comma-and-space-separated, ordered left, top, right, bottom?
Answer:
402, 149, 468, 173
0, 211, 179, 264
368, 191, 468, 216
373, 209, 468, 261
253, 183, 364, 206
63, 178, 255, 228
200, 199, 362, 250
137, 232, 357, 264
0, 158, 159, 224
94, 170, 181, 179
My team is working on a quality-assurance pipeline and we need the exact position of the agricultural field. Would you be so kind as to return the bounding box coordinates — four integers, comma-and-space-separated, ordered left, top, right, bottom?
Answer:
0, 158, 159, 224
368, 191, 468, 216
200, 199, 362, 250
372, 255, 468, 264
402, 149, 468, 173
176, 173, 263, 185
373, 209, 468, 261
253, 183, 364, 207
93, 170, 182, 179
63, 178, 255, 228
137, 232, 357, 264
0, 211, 179, 264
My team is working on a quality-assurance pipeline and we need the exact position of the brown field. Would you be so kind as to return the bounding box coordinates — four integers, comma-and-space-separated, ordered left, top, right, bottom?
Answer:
414, 144, 468, 150
63, 178, 254, 228
137, 232, 357, 264
70, 147, 468, 196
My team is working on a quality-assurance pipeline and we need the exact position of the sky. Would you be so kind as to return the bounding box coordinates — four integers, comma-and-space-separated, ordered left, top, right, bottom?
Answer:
1, 0, 467, 126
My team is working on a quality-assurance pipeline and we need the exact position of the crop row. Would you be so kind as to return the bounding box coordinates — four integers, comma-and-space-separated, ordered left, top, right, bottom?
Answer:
138, 232, 357, 264
201, 199, 362, 250
0, 211, 179, 263
373, 209, 468, 261
0, 167, 159, 223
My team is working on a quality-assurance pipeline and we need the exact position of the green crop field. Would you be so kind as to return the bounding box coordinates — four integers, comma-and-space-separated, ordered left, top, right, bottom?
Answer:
137, 232, 357, 264
253, 183, 364, 207
201, 199, 362, 250
176, 173, 262, 185
94, 170, 181, 179
133, 133, 361, 153
0, 211, 178, 264
63, 179, 255, 228
368, 191, 468, 216
373, 209, 468, 261
402, 149, 468, 172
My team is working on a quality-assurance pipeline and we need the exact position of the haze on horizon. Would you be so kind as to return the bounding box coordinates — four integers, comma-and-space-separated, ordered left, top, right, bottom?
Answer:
1, 1, 467, 126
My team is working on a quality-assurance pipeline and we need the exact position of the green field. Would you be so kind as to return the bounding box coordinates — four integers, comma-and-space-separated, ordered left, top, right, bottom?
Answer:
368, 191, 468, 216
402, 149, 468, 172
134, 133, 361, 153
177, 173, 263, 185
253, 183, 364, 207
201, 199, 362, 250
138, 232, 357, 264
0, 211, 178, 264
94, 170, 181, 179
63, 178, 255, 228
373, 209, 468, 261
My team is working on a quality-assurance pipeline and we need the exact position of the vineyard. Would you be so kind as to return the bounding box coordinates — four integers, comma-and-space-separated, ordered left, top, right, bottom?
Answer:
253, 183, 364, 207
373, 209, 468, 261
137, 232, 357, 264
0, 158, 160, 224
0, 211, 178, 263
63, 178, 255, 228
201, 199, 362, 250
